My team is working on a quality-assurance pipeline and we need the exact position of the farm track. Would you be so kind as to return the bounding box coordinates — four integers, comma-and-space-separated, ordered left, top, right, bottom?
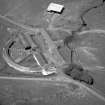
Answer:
0, 75, 105, 102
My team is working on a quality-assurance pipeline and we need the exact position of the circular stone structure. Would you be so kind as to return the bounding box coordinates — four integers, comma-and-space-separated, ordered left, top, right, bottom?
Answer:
2, 35, 42, 74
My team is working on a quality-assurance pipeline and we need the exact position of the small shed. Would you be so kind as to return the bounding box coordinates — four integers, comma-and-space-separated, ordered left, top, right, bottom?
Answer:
47, 2, 64, 14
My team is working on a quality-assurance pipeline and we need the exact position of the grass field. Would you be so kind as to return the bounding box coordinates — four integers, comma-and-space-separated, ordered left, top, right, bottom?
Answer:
0, 0, 105, 105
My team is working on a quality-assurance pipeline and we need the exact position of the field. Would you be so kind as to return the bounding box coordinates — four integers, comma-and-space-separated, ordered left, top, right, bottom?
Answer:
0, 0, 105, 105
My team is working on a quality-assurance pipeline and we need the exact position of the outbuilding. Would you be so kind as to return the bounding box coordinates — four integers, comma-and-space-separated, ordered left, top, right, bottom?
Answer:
47, 2, 64, 14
